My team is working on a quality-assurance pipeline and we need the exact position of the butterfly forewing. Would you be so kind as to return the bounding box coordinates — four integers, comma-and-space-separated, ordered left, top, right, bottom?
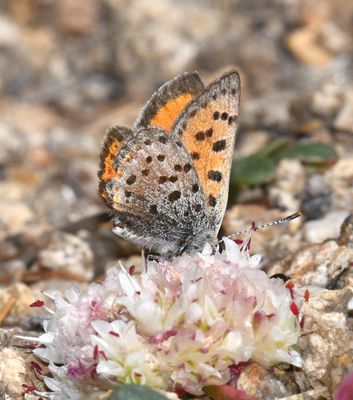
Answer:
172, 71, 240, 229
134, 72, 204, 132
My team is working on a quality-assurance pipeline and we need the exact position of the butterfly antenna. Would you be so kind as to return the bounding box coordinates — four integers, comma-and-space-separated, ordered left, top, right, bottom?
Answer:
228, 211, 302, 238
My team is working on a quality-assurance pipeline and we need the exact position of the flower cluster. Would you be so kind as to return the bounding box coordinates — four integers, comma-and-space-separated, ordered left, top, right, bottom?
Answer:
29, 238, 303, 399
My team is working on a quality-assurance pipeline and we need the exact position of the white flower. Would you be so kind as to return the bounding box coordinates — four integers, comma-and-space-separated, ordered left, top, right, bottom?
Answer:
30, 238, 303, 398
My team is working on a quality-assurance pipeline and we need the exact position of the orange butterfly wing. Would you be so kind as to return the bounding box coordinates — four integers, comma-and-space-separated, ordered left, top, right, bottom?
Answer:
172, 71, 240, 227
134, 72, 204, 132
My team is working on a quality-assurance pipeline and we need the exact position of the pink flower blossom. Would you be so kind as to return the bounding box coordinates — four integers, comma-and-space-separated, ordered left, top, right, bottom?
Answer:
30, 238, 303, 399
334, 371, 353, 400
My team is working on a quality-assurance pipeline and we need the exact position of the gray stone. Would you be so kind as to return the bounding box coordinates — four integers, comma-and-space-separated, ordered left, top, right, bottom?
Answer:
300, 175, 332, 221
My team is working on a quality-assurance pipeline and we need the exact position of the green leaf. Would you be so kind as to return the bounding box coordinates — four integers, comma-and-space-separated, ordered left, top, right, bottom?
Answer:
273, 142, 337, 164
231, 155, 277, 186
230, 140, 337, 190
230, 138, 289, 188
108, 384, 168, 400
252, 137, 290, 158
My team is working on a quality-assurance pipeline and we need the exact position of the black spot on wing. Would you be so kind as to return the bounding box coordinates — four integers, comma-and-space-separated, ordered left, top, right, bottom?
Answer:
208, 195, 217, 207
208, 170, 222, 182
195, 131, 205, 141
206, 128, 213, 137
195, 204, 202, 212
157, 154, 165, 162
150, 204, 158, 215
192, 184, 199, 193
212, 140, 226, 152
183, 164, 192, 173
174, 164, 182, 172
126, 175, 136, 185
168, 190, 181, 202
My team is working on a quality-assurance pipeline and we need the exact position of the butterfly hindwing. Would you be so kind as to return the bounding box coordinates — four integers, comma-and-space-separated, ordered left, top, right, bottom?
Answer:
172, 70, 240, 231
98, 126, 133, 206
98, 125, 214, 256
134, 72, 204, 132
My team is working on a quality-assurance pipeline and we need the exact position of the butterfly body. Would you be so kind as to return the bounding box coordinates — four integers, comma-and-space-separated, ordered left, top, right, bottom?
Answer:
98, 70, 240, 257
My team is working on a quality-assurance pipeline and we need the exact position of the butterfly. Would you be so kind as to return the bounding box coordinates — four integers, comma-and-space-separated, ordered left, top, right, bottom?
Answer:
98, 70, 240, 258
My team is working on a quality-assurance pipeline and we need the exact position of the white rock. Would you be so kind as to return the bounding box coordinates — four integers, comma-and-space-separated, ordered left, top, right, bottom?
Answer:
347, 297, 353, 311
38, 231, 94, 281
334, 92, 353, 133
0, 348, 26, 398
304, 211, 350, 243
0, 16, 21, 47
0, 201, 34, 235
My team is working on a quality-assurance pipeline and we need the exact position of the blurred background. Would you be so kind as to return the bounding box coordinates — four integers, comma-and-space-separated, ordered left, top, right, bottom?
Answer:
0, 0, 353, 282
